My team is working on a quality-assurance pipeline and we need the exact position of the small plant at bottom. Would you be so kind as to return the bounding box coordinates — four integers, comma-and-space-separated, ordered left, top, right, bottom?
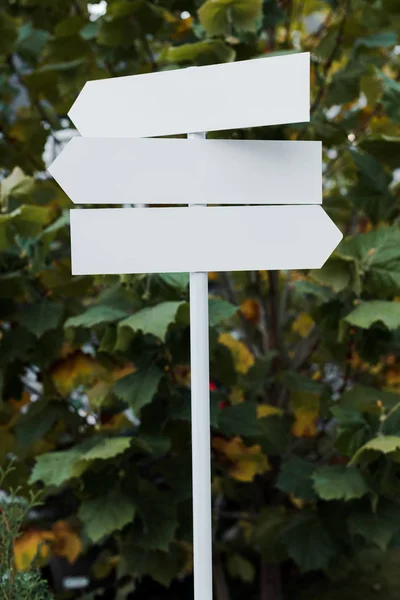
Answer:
0, 460, 53, 600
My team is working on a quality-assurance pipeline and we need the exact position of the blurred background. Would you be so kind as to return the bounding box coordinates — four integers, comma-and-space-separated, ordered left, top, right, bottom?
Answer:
1, 0, 400, 599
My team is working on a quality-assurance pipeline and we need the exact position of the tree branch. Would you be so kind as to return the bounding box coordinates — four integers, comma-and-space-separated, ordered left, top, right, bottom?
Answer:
213, 554, 231, 600
310, 0, 351, 115
260, 562, 282, 600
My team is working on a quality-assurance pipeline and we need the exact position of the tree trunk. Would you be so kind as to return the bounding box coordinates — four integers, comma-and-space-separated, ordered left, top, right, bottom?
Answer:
260, 562, 282, 600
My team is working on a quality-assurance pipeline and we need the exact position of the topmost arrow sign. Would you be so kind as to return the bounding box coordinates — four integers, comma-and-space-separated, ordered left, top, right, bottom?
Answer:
69, 52, 310, 138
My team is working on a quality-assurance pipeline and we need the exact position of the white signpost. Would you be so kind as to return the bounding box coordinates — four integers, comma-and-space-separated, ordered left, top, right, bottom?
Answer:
49, 52, 342, 600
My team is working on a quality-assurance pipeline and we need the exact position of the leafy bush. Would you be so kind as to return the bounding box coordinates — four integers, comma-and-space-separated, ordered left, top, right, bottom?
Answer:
1, 0, 400, 598
0, 463, 52, 600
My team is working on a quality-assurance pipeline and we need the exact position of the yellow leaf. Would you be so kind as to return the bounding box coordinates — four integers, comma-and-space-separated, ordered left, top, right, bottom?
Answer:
176, 540, 193, 576
218, 333, 255, 375
208, 272, 218, 281
52, 520, 82, 564
9, 391, 31, 412
291, 312, 314, 338
50, 351, 107, 395
239, 519, 253, 543
97, 413, 133, 432
213, 437, 270, 482
112, 363, 135, 380
291, 392, 319, 438
14, 529, 55, 571
257, 404, 283, 419
173, 364, 191, 387
386, 368, 400, 386
290, 494, 305, 509
258, 270, 268, 282
312, 370, 322, 381
230, 386, 245, 404
240, 298, 260, 324
92, 550, 120, 580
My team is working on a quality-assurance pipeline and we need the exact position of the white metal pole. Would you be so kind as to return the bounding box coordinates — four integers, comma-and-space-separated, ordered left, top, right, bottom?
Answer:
188, 130, 213, 600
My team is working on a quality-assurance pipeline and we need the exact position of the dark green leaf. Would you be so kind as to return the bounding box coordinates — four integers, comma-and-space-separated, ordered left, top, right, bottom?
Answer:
312, 465, 369, 501
19, 302, 63, 337
277, 456, 317, 501
282, 511, 336, 572
218, 402, 260, 436
79, 488, 136, 543
65, 305, 128, 329
114, 366, 163, 415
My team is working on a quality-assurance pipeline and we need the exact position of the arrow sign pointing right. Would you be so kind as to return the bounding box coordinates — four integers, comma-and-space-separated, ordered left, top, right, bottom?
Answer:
70, 205, 343, 275
68, 52, 310, 138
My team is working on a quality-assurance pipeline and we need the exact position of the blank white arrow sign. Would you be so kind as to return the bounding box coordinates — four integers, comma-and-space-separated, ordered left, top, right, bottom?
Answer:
68, 53, 310, 138
70, 205, 342, 275
49, 138, 322, 206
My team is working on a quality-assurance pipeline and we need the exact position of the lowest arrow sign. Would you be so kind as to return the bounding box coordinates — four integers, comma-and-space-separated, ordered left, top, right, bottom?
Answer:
68, 53, 310, 138
70, 205, 342, 275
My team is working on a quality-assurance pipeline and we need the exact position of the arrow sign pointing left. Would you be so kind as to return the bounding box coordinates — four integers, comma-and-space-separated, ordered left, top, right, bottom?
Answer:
49, 138, 322, 206
70, 205, 342, 275
68, 52, 310, 138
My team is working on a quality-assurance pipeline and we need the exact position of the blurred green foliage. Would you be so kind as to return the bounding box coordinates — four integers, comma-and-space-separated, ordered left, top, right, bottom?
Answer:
1, 0, 400, 598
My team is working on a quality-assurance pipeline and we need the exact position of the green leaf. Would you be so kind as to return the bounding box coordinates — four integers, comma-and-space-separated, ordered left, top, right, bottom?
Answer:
65, 305, 128, 329
312, 465, 369, 501
12, 205, 52, 237
164, 40, 235, 65
132, 483, 178, 551
348, 502, 400, 551
276, 456, 317, 501
226, 554, 255, 583
325, 63, 365, 106
0, 214, 13, 252
80, 21, 99, 40
29, 448, 88, 487
351, 435, 400, 464
15, 399, 63, 448
378, 70, 400, 124
114, 366, 163, 415
381, 404, 400, 436
253, 507, 287, 560
339, 227, 400, 297
344, 301, 400, 330
209, 298, 238, 326
80, 437, 132, 461
218, 402, 260, 436
359, 136, 400, 169
0, 167, 34, 203
19, 302, 63, 337
338, 385, 399, 414
310, 259, 351, 293
350, 150, 391, 195
198, 0, 263, 36
120, 543, 184, 587
158, 272, 189, 291
79, 488, 136, 543
0, 11, 17, 56
17, 24, 50, 60
330, 406, 371, 457
118, 301, 183, 341
355, 32, 397, 49
282, 511, 336, 572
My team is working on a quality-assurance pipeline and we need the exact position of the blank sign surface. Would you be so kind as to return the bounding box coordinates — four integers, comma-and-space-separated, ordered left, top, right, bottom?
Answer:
70, 206, 342, 275
69, 53, 310, 138
50, 138, 322, 205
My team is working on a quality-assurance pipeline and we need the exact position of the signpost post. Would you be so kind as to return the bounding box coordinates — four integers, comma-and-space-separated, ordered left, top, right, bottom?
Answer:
49, 52, 342, 600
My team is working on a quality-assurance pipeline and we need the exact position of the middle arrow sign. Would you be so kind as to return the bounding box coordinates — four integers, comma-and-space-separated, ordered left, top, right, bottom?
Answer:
49, 139, 322, 206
